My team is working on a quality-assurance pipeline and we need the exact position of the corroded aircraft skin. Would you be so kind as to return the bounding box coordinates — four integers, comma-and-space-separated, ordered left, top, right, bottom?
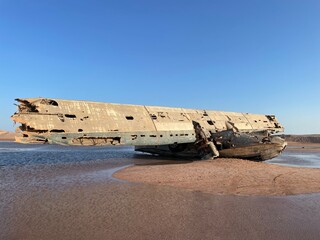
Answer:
11, 98, 287, 161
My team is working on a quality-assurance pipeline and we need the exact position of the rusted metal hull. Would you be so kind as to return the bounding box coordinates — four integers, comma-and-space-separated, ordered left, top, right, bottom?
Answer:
135, 136, 286, 161
11, 98, 287, 160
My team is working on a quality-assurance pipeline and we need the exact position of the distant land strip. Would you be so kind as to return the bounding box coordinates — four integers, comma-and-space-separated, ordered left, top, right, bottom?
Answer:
0, 131, 16, 141
281, 134, 320, 143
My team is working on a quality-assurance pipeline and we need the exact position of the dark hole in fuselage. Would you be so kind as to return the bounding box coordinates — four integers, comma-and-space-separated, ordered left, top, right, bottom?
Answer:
207, 120, 214, 125
65, 114, 76, 118
48, 100, 58, 106
50, 129, 65, 133
126, 116, 134, 120
40, 99, 59, 106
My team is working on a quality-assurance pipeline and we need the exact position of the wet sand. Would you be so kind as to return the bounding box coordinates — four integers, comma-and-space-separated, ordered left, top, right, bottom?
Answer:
1, 142, 320, 239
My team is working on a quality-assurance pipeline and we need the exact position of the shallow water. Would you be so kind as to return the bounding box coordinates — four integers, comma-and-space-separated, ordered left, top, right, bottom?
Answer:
267, 151, 320, 168
0, 141, 135, 166
1, 141, 319, 168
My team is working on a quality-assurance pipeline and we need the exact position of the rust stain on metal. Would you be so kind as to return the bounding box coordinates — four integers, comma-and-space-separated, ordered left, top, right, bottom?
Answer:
11, 98, 287, 161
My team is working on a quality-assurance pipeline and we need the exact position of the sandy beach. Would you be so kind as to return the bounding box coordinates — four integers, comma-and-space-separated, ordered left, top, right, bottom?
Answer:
1, 140, 320, 239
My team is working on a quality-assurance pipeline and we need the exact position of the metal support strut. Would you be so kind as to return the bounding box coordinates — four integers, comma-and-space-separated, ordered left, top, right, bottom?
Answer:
192, 121, 219, 159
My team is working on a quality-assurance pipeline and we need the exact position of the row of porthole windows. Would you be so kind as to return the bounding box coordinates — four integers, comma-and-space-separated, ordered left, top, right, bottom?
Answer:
131, 133, 195, 139
59, 133, 196, 140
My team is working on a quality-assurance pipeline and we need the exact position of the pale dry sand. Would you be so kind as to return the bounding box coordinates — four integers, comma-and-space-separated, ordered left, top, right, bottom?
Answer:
0, 130, 15, 141
114, 156, 320, 196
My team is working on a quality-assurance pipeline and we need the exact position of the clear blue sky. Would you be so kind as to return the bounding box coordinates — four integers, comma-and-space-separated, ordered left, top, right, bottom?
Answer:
0, 0, 319, 134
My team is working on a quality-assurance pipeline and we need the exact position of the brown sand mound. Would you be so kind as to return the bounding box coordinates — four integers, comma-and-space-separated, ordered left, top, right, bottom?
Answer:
0, 130, 15, 141
114, 158, 320, 196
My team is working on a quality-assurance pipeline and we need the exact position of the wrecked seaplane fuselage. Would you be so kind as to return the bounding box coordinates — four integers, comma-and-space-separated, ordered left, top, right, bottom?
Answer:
11, 98, 287, 161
